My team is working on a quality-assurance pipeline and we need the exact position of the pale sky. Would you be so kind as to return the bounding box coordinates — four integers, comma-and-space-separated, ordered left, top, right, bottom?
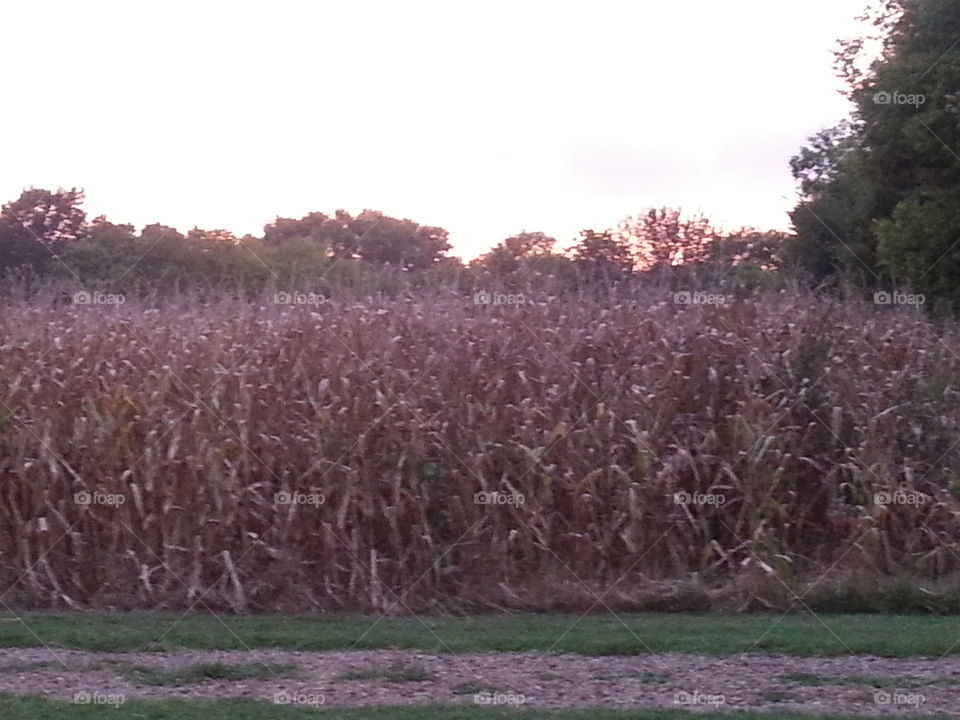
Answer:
1, 1, 868, 259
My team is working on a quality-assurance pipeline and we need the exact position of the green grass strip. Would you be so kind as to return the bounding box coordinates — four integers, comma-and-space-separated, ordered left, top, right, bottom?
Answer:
1, 612, 959, 657
0, 695, 947, 720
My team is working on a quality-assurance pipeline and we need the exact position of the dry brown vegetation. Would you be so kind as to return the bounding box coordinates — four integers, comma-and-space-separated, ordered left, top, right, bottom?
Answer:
1, 289, 959, 612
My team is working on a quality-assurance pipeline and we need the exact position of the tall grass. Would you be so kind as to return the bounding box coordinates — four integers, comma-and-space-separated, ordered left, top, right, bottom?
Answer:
0, 287, 958, 612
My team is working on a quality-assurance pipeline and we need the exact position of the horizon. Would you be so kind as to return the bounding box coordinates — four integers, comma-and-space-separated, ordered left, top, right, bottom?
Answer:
2, 0, 868, 259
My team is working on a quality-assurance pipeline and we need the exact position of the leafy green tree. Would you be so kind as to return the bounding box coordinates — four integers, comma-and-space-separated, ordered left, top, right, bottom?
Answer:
263, 212, 336, 246
0, 188, 86, 271
875, 193, 960, 311
788, 122, 881, 285
692, 230, 788, 291
187, 228, 239, 244
262, 209, 450, 271
139, 223, 185, 244
1, 187, 86, 246
345, 210, 450, 271
87, 215, 136, 244
0, 222, 49, 272
868, 0, 960, 308
570, 228, 633, 283
617, 208, 719, 284
789, 0, 960, 307
472, 231, 557, 276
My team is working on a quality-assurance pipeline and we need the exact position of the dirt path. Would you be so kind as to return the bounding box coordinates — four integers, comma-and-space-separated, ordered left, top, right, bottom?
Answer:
1, 647, 959, 715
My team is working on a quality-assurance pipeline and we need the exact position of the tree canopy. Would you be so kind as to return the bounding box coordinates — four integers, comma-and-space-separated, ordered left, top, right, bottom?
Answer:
789, 0, 960, 310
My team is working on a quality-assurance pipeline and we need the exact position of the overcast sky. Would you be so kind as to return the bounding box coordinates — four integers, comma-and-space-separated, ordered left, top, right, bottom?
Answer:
1, 0, 869, 258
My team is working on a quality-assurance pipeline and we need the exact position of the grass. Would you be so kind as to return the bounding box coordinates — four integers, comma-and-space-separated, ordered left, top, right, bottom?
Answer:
0, 695, 948, 720
127, 662, 299, 686
2, 612, 960, 657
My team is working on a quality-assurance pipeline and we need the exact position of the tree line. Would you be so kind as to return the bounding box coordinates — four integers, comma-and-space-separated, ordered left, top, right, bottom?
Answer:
790, 0, 960, 312
3, 0, 957, 307
0, 187, 785, 297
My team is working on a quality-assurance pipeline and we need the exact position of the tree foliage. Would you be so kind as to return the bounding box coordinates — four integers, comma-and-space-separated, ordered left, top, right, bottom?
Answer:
0, 191, 788, 299
263, 209, 451, 271
472, 231, 558, 276
789, 0, 960, 308
570, 229, 633, 282
617, 208, 719, 277
0, 188, 87, 271
1, 187, 86, 246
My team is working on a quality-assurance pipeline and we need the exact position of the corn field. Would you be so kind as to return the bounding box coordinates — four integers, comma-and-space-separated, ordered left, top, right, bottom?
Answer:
1, 288, 959, 612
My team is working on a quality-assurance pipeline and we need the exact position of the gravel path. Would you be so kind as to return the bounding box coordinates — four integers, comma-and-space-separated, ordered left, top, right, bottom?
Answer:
2, 648, 959, 715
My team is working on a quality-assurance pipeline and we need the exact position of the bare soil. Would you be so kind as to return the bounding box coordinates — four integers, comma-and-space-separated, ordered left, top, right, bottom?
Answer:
1, 647, 959, 714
